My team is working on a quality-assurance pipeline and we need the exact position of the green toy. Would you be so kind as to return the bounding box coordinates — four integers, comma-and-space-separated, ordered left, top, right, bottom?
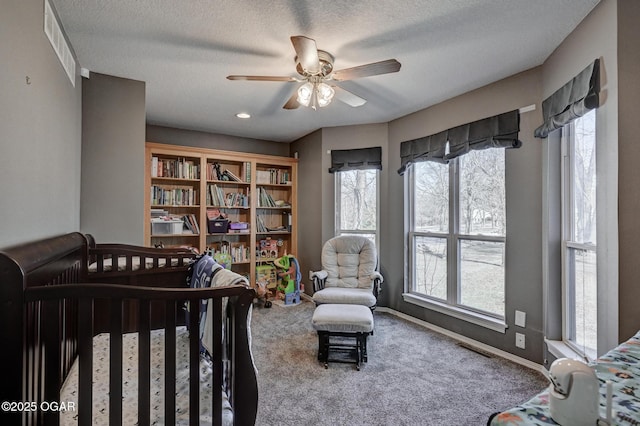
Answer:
274, 255, 296, 294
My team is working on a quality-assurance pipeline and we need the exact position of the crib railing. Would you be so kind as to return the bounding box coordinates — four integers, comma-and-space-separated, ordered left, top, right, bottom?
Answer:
24, 283, 257, 426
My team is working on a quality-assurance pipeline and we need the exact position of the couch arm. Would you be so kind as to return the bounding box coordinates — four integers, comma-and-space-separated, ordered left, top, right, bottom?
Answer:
311, 270, 328, 292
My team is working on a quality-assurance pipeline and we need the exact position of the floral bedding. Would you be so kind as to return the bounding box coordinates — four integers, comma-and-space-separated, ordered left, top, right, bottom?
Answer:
490, 331, 640, 425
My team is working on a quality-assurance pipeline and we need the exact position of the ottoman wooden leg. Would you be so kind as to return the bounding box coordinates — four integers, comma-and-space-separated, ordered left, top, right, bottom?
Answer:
317, 331, 329, 362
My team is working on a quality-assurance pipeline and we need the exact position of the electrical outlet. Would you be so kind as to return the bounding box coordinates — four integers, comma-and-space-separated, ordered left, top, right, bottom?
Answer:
515, 310, 526, 327
515, 333, 526, 349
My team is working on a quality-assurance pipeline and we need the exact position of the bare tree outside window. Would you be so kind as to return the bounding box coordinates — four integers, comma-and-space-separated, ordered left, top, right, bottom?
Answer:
459, 150, 505, 237
410, 148, 506, 318
565, 110, 597, 359
336, 169, 378, 245
414, 162, 448, 232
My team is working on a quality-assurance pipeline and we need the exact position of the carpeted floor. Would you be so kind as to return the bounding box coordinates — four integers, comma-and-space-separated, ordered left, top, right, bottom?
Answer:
250, 299, 547, 426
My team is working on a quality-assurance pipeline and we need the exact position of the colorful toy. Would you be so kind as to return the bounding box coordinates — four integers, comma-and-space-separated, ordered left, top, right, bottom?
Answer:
273, 254, 301, 305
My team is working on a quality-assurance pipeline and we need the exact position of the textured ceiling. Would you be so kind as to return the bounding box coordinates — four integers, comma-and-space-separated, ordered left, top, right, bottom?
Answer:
52, 0, 600, 142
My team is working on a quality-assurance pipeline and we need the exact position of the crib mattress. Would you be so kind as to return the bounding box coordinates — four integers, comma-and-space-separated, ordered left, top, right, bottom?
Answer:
490, 331, 640, 425
60, 326, 232, 425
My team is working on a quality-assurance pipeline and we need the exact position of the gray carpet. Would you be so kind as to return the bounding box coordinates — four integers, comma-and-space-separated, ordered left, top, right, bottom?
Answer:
250, 299, 547, 426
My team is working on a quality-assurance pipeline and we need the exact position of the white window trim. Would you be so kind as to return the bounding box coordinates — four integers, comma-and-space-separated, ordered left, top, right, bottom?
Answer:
406, 153, 507, 322
545, 338, 585, 361
402, 292, 507, 333
560, 115, 598, 360
542, 108, 618, 359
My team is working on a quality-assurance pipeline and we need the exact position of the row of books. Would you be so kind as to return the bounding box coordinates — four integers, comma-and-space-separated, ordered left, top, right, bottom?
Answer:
151, 185, 198, 206
255, 168, 290, 185
207, 184, 249, 207
206, 243, 250, 263
151, 157, 200, 179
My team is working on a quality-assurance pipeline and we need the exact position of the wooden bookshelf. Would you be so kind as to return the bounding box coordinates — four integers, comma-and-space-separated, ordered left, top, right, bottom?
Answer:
144, 142, 297, 285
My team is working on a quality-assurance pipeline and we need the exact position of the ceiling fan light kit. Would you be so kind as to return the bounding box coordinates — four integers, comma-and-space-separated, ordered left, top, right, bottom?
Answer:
296, 79, 335, 109
227, 35, 401, 111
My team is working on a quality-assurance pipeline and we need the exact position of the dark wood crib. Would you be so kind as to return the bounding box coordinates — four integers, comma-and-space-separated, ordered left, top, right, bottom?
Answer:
84, 234, 198, 333
0, 232, 258, 426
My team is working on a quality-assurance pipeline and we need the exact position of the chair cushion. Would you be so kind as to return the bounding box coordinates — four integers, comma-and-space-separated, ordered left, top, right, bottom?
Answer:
322, 236, 377, 289
312, 304, 374, 333
313, 287, 377, 307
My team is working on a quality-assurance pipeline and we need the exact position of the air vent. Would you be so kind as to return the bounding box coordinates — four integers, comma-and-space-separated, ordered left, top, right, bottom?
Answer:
44, 0, 76, 87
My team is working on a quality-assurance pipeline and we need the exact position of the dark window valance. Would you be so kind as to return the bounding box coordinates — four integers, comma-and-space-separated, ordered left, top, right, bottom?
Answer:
397, 110, 521, 175
534, 58, 600, 138
446, 109, 522, 161
329, 146, 382, 173
397, 131, 448, 175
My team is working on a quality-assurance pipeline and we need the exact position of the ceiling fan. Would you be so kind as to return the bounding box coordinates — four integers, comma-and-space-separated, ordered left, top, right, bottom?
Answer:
227, 35, 401, 110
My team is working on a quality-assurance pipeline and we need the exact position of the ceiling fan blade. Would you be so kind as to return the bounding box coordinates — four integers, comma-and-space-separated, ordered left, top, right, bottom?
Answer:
227, 75, 297, 82
333, 86, 367, 107
331, 59, 401, 81
290, 35, 320, 74
283, 91, 300, 109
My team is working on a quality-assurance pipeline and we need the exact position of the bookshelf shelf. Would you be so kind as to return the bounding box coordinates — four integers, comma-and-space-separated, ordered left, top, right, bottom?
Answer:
145, 142, 297, 286
151, 205, 200, 208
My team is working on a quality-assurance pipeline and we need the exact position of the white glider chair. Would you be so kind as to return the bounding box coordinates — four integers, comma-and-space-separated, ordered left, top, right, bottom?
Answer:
311, 235, 383, 309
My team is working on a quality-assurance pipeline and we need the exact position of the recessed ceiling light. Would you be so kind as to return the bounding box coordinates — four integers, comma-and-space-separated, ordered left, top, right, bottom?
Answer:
236, 112, 251, 119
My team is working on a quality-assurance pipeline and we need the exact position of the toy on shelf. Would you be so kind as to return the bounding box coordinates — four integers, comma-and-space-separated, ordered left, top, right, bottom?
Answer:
273, 254, 301, 305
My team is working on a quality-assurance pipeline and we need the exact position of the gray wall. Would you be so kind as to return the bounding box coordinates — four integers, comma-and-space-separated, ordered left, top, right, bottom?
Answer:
542, 0, 620, 354
0, 0, 82, 248
290, 129, 323, 294
387, 68, 544, 362
147, 125, 290, 157
617, 0, 640, 341
81, 72, 146, 244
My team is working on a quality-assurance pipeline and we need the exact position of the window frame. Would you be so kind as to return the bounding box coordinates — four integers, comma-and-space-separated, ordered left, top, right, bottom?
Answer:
334, 168, 380, 248
405, 150, 507, 330
560, 111, 597, 361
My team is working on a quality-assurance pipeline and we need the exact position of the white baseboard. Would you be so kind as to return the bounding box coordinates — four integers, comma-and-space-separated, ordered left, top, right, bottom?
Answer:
376, 307, 546, 375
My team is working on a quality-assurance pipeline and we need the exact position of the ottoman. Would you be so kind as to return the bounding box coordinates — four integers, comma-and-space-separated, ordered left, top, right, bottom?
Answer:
311, 304, 374, 370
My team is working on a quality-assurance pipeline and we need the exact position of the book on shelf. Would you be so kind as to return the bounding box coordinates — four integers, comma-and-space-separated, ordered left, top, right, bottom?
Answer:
208, 184, 249, 207
256, 215, 267, 232
182, 214, 200, 234
256, 170, 271, 185
151, 185, 198, 206
151, 208, 169, 218
151, 157, 158, 177
256, 168, 291, 185
151, 157, 200, 179
243, 162, 251, 183
258, 187, 276, 207
223, 169, 241, 182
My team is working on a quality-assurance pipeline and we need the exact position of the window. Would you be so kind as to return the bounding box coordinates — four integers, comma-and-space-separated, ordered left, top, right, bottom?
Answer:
409, 148, 506, 320
335, 169, 379, 246
562, 110, 597, 360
